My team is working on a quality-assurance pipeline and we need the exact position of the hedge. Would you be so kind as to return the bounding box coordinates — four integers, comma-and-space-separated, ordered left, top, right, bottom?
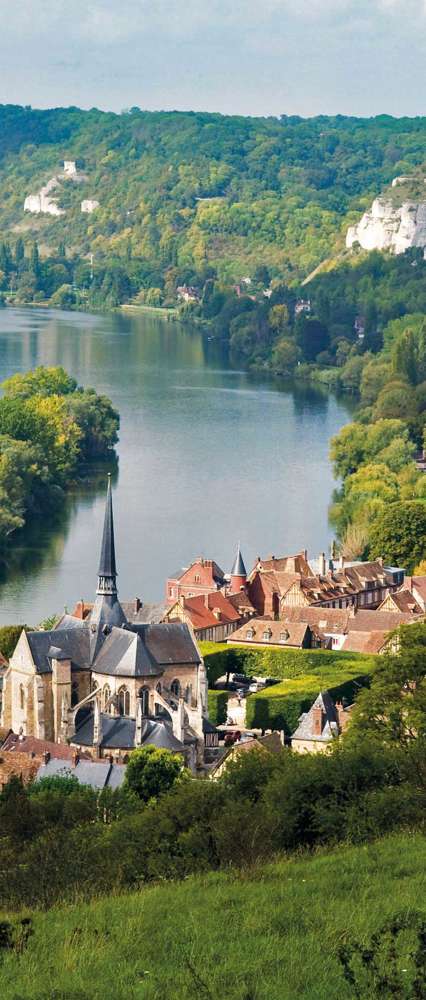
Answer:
199, 641, 376, 685
245, 669, 371, 735
207, 690, 231, 726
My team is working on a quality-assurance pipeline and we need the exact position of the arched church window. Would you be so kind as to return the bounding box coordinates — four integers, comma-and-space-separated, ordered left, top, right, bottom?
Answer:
138, 686, 150, 715
71, 681, 79, 707
19, 684, 26, 711
118, 686, 130, 716
185, 683, 192, 705
171, 679, 181, 698
103, 685, 111, 710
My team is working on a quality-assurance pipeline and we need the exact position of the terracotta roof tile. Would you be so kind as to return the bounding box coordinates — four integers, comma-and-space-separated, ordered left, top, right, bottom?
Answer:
229, 618, 310, 648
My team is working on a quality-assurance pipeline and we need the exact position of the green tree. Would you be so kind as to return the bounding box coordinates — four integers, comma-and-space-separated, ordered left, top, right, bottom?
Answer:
368, 501, 426, 572
271, 337, 301, 373
124, 746, 184, 803
348, 623, 426, 746
2, 366, 77, 399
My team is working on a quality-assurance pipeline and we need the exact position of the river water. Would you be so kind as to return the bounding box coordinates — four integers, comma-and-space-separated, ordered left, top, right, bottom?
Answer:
0, 307, 353, 625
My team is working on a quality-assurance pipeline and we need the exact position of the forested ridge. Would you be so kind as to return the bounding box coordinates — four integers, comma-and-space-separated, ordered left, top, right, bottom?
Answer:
0, 104, 425, 291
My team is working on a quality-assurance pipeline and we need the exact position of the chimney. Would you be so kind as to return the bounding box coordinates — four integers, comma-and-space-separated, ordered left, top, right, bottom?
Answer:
335, 701, 348, 732
42, 750, 50, 765
204, 593, 211, 609
319, 552, 326, 576
311, 706, 324, 736
338, 555, 344, 570
134, 597, 141, 613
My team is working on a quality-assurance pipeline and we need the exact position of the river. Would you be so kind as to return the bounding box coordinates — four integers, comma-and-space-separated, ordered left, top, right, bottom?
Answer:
0, 307, 353, 625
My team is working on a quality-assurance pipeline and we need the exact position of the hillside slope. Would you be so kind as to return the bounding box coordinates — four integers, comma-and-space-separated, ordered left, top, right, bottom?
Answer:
0, 831, 425, 1000
1, 106, 426, 283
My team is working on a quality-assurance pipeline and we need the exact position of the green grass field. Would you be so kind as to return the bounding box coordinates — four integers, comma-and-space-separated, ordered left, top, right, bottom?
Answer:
1, 831, 425, 1000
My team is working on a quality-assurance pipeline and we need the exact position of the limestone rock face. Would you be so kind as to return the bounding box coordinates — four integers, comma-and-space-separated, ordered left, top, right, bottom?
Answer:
24, 177, 65, 217
81, 199, 99, 214
346, 197, 426, 254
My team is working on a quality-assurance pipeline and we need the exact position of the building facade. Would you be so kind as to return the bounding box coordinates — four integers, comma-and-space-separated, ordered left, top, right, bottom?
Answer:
2, 479, 208, 770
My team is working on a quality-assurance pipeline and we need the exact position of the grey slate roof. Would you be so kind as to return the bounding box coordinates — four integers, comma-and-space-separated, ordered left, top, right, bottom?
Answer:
26, 616, 199, 678
98, 476, 117, 580
231, 544, 247, 578
26, 621, 89, 674
291, 690, 339, 743
73, 711, 185, 752
35, 757, 126, 789
122, 602, 168, 625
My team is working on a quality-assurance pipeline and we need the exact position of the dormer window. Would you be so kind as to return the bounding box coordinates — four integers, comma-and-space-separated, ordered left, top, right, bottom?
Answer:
279, 630, 289, 642
246, 628, 254, 640
263, 629, 272, 641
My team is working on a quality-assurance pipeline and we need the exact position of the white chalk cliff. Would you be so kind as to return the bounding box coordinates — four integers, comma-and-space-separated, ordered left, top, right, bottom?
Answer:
346, 196, 426, 255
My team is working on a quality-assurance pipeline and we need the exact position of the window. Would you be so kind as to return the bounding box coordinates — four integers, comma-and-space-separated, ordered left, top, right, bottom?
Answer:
263, 630, 272, 642
103, 685, 111, 710
194, 574, 201, 584
279, 630, 289, 642
185, 683, 193, 704
171, 679, 181, 698
118, 686, 130, 716
246, 629, 254, 640
138, 686, 150, 714
19, 684, 25, 711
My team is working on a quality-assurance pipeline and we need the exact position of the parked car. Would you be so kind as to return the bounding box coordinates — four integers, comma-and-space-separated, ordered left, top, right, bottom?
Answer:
233, 673, 254, 686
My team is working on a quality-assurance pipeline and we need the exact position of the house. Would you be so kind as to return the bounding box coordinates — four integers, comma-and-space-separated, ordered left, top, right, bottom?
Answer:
247, 551, 404, 618
291, 692, 352, 754
1, 478, 208, 772
274, 605, 422, 652
210, 731, 283, 779
393, 576, 426, 612
176, 285, 200, 303
0, 733, 91, 789
227, 618, 319, 650
164, 592, 245, 642
35, 754, 126, 790
166, 558, 226, 604
378, 589, 423, 615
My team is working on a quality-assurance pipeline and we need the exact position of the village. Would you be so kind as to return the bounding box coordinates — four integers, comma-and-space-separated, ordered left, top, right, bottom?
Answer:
0, 478, 422, 792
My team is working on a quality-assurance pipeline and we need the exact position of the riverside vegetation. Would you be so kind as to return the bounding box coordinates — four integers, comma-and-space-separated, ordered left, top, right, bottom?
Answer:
0, 624, 426, 997
0, 365, 119, 544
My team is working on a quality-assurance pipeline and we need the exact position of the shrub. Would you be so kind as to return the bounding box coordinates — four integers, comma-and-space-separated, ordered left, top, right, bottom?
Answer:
208, 689, 230, 725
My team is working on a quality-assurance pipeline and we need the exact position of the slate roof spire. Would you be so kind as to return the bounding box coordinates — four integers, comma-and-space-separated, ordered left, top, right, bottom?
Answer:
97, 474, 117, 594
231, 542, 247, 579
89, 476, 127, 646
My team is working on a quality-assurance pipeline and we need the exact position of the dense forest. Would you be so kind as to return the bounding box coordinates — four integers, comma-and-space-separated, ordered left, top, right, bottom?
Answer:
0, 104, 425, 306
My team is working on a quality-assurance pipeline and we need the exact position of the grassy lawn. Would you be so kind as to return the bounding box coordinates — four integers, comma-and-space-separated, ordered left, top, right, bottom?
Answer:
0, 831, 424, 999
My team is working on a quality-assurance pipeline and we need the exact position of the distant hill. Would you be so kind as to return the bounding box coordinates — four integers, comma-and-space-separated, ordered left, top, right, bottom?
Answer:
0, 830, 424, 999
0, 105, 426, 283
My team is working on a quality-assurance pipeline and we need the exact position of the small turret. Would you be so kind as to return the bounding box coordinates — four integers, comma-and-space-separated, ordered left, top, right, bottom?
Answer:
230, 543, 247, 594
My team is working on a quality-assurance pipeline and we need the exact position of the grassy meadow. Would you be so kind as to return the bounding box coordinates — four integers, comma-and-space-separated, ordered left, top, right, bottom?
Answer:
1, 831, 425, 1000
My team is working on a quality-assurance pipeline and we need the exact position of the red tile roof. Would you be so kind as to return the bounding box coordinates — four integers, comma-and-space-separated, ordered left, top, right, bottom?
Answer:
169, 592, 242, 631
1, 733, 91, 760
229, 618, 310, 648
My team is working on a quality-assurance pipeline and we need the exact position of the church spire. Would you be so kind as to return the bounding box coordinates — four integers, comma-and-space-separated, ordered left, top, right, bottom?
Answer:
97, 474, 117, 595
89, 476, 127, 641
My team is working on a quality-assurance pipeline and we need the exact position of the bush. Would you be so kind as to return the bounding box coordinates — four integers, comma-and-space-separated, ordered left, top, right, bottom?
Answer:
208, 689, 230, 725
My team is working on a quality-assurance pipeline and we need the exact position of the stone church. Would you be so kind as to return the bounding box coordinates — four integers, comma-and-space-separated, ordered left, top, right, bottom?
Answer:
1, 478, 208, 769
